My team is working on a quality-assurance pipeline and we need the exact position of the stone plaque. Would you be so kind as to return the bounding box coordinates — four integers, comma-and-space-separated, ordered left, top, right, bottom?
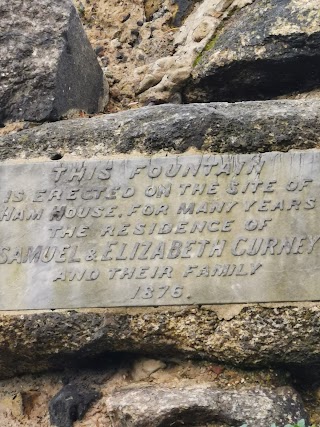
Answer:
0, 152, 319, 309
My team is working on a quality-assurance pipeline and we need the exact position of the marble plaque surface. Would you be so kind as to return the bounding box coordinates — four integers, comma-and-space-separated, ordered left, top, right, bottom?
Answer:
0, 152, 319, 309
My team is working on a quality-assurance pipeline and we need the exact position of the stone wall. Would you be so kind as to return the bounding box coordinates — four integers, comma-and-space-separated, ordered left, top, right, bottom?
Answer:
1, 1, 320, 426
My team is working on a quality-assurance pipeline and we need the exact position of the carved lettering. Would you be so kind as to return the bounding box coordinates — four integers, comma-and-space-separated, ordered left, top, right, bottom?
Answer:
0, 152, 319, 309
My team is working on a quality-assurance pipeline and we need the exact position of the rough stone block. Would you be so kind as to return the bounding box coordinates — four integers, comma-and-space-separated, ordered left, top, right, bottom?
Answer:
185, 0, 320, 102
0, 152, 319, 309
106, 384, 308, 427
0, 100, 319, 160
0, 102, 319, 378
0, 0, 108, 123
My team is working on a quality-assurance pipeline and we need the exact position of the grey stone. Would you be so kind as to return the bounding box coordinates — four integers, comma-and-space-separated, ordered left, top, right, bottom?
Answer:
0, 152, 319, 309
0, 0, 108, 123
106, 384, 308, 427
0, 101, 319, 378
0, 100, 320, 160
184, 0, 320, 102
49, 384, 101, 427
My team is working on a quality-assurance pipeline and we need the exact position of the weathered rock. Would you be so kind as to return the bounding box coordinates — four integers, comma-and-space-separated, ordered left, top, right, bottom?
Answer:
2, 305, 320, 379
131, 358, 167, 381
0, 0, 108, 123
71, 0, 255, 110
136, 0, 237, 105
0, 359, 305, 426
170, 0, 200, 27
49, 384, 101, 427
0, 101, 319, 378
0, 100, 320, 159
184, 0, 320, 102
144, 0, 198, 25
144, 0, 163, 21
106, 384, 308, 427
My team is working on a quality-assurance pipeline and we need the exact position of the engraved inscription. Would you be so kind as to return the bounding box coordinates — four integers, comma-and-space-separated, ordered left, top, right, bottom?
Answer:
0, 152, 319, 309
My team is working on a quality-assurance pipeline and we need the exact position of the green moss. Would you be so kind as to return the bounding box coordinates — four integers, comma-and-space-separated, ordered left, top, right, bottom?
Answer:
204, 35, 219, 51
193, 35, 219, 67
19, 135, 30, 144
192, 3, 242, 67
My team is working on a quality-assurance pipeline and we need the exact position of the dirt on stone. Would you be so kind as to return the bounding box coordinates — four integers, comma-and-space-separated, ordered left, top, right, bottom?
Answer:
73, 0, 177, 113
0, 357, 298, 426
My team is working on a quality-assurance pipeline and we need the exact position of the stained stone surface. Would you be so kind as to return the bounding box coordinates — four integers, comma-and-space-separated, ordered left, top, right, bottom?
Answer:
184, 0, 320, 102
2, 305, 320, 378
0, 0, 108, 123
0, 100, 319, 161
106, 384, 308, 427
0, 101, 320, 377
0, 152, 320, 309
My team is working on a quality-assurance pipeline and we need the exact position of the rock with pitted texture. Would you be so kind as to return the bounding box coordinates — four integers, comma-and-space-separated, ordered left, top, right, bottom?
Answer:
106, 384, 308, 427
0, 0, 108, 123
0, 100, 320, 160
1, 305, 320, 379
